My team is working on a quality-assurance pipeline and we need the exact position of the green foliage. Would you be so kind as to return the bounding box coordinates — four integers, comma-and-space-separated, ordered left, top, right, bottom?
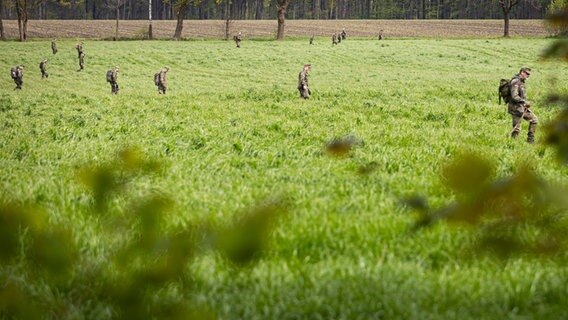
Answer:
408, 153, 568, 257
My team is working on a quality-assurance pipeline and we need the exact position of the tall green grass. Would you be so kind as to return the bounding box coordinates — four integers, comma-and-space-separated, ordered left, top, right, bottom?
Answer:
1, 38, 567, 319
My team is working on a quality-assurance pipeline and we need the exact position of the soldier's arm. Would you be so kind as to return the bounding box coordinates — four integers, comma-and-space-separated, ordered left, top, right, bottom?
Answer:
510, 79, 525, 104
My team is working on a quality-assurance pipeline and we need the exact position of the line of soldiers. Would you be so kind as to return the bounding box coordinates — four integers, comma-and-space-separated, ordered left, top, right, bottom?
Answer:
11, 40, 171, 95
9, 40, 537, 143
332, 29, 347, 46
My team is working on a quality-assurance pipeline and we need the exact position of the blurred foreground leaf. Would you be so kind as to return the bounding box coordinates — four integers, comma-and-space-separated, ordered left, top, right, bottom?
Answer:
216, 199, 288, 266
325, 135, 362, 158
407, 153, 568, 258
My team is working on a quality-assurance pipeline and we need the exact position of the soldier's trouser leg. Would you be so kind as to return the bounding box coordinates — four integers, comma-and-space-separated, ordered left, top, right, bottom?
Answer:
525, 111, 538, 143
511, 113, 522, 138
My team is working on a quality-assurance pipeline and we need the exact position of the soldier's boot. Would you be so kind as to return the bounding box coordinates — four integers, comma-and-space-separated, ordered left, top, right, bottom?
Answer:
511, 130, 519, 139
527, 121, 537, 144
527, 132, 535, 144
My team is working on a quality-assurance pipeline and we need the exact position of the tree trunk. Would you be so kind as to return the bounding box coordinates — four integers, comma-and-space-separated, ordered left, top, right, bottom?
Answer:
500, 0, 518, 37
276, 0, 289, 40
148, 0, 152, 39
115, 5, 119, 39
0, 0, 5, 40
173, 1, 189, 40
314, 0, 320, 19
15, 0, 27, 41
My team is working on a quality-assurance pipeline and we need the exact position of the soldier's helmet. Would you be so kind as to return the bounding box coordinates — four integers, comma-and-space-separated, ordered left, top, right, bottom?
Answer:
303, 64, 311, 69
115, 66, 120, 71
18, 65, 24, 70
164, 66, 170, 71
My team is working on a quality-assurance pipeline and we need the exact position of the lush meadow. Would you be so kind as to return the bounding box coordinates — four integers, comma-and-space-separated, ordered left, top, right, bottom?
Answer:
1, 37, 568, 318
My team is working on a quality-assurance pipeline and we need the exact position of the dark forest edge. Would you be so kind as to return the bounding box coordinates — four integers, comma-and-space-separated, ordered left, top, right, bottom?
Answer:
0, 0, 561, 41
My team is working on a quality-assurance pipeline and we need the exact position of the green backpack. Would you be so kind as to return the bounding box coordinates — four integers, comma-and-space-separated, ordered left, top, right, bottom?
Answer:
498, 76, 518, 104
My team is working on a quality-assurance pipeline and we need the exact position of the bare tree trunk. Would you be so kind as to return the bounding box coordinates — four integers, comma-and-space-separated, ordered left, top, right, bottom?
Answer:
15, 0, 27, 41
115, 5, 119, 39
148, 0, 152, 39
499, 0, 518, 37
173, 0, 189, 40
276, 0, 289, 40
224, 0, 231, 39
0, 0, 5, 40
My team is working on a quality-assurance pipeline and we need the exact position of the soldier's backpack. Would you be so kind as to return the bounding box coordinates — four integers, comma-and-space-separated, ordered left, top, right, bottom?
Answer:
106, 70, 114, 83
499, 76, 519, 104
10, 67, 18, 80
154, 72, 161, 86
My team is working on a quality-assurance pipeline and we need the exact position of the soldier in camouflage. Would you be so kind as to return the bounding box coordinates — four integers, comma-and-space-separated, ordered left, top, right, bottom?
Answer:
51, 38, 58, 54
78, 52, 85, 71
234, 32, 242, 48
332, 33, 338, 46
298, 64, 312, 99
508, 67, 537, 143
75, 42, 84, 58
341, 29, 346, 40
40, 59, 48, 79
12, 65, 24, 90
309, 35, 314, 45
157, 66, 170, 94
109, 66, 120, 94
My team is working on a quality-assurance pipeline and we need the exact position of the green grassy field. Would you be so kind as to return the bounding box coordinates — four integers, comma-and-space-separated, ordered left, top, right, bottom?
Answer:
1, 38, 568, 319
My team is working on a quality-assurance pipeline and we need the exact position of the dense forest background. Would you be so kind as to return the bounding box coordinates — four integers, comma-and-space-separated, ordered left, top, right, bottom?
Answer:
0, 0, 552, 21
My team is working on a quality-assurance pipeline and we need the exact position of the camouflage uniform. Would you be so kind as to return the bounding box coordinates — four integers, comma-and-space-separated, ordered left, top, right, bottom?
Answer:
378, 30, 384, 40
78, 52, 85, 71
108, 66, 119, 94
332, 33, 338, 46
12, 65, 24, 89
51, 39, 58, 54
309, 35, 314, 45
40, 59, 48, 79
234, 32, 242, 48
75, 42, 83, 58
341, 29, 346, 40
337, 32, 342, 43
508, 67, 537, 143
298, 64, 311, 99
157, 66, 170, 94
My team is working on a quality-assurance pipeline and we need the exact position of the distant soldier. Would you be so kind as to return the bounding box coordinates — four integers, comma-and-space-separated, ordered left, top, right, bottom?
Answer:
297, 64, 312, 99
332, 33, 338, 46
378, 30, 384, 40
341, 28, 346, 40
233, 32, 242, 48
154, 66, 170, 94
337, 32, 342, 43
10, 65, 24, 90
309, 35, 314, 45
78, 52, 85, 71
51, 38, 58, 54
39, 59, 48, 79
106, 66, 120, 94
75, 42, 84, 58
508, 66, 537, 143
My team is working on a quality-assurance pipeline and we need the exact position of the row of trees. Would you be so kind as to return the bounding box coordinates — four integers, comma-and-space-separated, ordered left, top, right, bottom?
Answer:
0, 0, 554, 21
0, 0, 564, 41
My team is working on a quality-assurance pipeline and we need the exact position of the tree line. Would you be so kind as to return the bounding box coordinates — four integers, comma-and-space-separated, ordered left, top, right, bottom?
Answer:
0, 0, 561, 41
0, 0, 552, 21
